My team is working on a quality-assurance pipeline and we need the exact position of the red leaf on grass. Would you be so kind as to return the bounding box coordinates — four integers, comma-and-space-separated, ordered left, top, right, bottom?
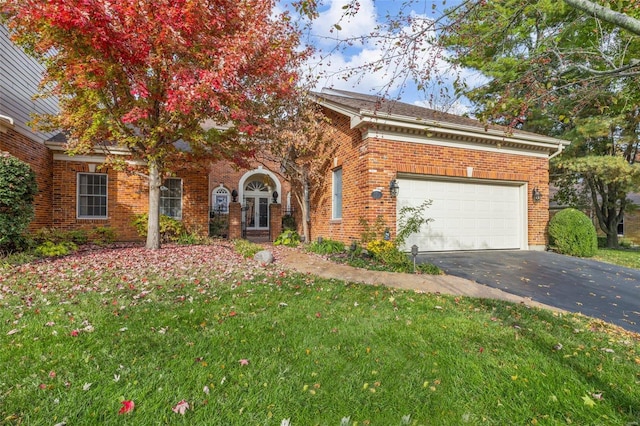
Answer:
119, 400, 135, 414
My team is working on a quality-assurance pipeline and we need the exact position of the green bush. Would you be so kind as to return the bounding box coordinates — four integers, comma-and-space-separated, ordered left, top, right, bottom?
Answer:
308, 238, 345, 255
233, 239, 262, 258
32, 228, 91, 245
132, 213, 186, 243
273, 229, 301, 247
282, 214, 296, 231
549, 208, 597, 257
34, 241, 77, 258
0, 152, 38, 252
91, 226, 116, 245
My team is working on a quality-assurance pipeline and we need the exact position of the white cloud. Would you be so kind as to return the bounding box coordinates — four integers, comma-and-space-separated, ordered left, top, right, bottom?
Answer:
295, 0, 486, 113
313, 0, 378, 46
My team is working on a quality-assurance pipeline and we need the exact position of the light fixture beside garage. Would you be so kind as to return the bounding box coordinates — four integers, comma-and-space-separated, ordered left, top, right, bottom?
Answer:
532, 187, 542, 203
389, 179, 399, 197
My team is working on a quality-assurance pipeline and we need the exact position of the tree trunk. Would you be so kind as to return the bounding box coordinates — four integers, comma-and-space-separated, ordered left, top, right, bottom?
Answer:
295, 192, 310, 243
605, 229, 619, 248
147, 159, 161, 250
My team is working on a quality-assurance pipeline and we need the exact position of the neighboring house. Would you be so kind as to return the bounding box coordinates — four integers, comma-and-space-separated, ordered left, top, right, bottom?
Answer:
2, 26, 570, 251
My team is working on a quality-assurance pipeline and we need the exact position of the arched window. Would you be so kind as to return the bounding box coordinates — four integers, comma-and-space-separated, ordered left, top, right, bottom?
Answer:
212, 186, 230, 214
245, 180, 269, 192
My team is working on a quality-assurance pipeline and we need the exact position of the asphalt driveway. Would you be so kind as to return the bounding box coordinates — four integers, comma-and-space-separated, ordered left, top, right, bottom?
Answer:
417, 251, 640, 334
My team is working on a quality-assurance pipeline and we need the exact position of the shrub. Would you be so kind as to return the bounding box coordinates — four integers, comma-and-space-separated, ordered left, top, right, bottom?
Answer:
32, 228, 89, 245
308, 238, 345, 255
273, 230, 301, 247
233, 239, 262, 258
0, 152, 38, 252
395, 200, 433, 247
549, 208, 597, 257
132, 213, 186, 243
366, 239, 395, 258
282, 214, 296, 231
34, 241, 77, 257
91, 226, 116, 245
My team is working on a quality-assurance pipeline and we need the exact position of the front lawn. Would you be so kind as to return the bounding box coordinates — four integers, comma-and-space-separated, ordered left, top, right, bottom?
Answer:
1, 243, 639, 425
593, 248, 640, 269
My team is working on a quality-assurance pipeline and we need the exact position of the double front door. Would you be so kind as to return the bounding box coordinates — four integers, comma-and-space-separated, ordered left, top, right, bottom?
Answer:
244, 180, 269, 230
244, 196, 269, 229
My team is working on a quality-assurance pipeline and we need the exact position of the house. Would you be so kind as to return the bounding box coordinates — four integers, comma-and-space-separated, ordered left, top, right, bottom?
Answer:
308, 89, 569, 251
2, 24, 569, 251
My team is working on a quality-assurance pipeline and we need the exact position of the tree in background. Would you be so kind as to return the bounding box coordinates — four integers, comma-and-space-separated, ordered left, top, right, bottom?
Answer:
253, 93, 337, 242
2, 0, 305, 249
438, 0, 640, 248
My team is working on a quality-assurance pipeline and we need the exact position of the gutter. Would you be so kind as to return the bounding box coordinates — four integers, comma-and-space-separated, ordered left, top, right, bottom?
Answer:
548, 143, 564, 160
0, 114, 15, 126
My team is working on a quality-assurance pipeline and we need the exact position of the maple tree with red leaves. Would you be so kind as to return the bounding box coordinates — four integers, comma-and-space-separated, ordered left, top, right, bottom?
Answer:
1, 0, 306, 249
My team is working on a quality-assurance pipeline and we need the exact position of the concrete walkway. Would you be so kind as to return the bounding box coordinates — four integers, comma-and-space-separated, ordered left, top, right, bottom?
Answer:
277, 249, 559, 311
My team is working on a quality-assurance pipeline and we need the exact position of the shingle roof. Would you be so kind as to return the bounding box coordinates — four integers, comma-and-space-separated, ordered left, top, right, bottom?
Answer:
312, 88, 543, 137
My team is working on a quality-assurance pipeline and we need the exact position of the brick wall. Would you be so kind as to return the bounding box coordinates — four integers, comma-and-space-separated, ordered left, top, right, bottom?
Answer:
310, 109, 550, 248
0, 128, 53, 230
50, 160, 214, 241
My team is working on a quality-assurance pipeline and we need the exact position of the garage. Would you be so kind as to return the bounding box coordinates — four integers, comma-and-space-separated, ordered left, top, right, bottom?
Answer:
397, 178, 527, 252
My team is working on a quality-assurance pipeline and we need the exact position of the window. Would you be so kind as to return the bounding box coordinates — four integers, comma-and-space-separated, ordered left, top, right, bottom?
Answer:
332, 167, 342, 219
77, 173, 108, 218
160, 178, 182, 219
213, 187, 230, 214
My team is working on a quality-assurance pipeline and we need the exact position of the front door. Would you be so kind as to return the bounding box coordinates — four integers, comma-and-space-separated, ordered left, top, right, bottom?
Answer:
244, 180, 270, 230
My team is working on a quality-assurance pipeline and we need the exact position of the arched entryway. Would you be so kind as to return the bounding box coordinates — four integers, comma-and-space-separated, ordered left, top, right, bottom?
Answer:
238, 168, 281, 240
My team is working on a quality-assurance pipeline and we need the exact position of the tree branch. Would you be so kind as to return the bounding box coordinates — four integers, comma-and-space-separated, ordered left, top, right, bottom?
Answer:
564, 0, 640, 36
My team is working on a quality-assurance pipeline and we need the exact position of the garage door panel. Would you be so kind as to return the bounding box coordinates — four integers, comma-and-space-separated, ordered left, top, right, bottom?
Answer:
397, 178, 525, 251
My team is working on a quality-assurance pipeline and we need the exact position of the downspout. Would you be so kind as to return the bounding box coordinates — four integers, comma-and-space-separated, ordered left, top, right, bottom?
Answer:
549, 143, 564, 160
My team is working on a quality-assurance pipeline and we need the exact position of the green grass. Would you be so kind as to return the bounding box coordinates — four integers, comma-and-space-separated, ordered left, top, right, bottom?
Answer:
593, 248, 640, 269
1, 244, 639, 425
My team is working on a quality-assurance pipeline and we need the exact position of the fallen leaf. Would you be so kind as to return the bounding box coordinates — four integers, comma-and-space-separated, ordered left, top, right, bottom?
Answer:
7, 329, 19, 335
172, 399, 189, 415
582, 395, 596, 408
118, 400, 135, 414
82, 383, 92, 391
239, 359, 249, 366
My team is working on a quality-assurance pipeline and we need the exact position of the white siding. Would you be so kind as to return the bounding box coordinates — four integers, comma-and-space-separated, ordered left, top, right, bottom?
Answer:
0, 25, 59, 143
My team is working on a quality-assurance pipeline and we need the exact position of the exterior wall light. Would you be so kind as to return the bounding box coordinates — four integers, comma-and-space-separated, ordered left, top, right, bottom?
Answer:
272, 191, 278, 204
389, 179, 399, 197
231, 189, 238, 202
532, 187, 542, 203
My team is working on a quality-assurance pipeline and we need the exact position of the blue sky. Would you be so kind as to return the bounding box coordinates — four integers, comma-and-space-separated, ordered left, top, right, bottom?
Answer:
278, 0, 483, 114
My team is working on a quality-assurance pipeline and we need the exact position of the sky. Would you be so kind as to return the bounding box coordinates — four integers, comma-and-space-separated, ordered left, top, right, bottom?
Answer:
278, 0, 486, 115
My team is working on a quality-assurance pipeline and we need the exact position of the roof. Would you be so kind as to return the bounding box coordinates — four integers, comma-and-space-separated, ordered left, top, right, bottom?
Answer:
312, 88, 569, 157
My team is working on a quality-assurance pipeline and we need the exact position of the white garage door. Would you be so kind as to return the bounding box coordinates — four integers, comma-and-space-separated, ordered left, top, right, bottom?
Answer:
397, 178, 526, 251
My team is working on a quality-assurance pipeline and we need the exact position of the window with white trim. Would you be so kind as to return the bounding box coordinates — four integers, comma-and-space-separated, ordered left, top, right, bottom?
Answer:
77, 173, 108, 218
332, 167, 342, 219
160, 178, 182, 219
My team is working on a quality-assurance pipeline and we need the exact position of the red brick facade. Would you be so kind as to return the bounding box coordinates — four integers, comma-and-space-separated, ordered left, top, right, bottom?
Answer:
309, 108, 551, 249
2, 93, 558, 249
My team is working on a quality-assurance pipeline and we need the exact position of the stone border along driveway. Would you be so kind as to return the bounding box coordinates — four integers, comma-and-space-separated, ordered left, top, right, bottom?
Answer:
275, 248, 559, 312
